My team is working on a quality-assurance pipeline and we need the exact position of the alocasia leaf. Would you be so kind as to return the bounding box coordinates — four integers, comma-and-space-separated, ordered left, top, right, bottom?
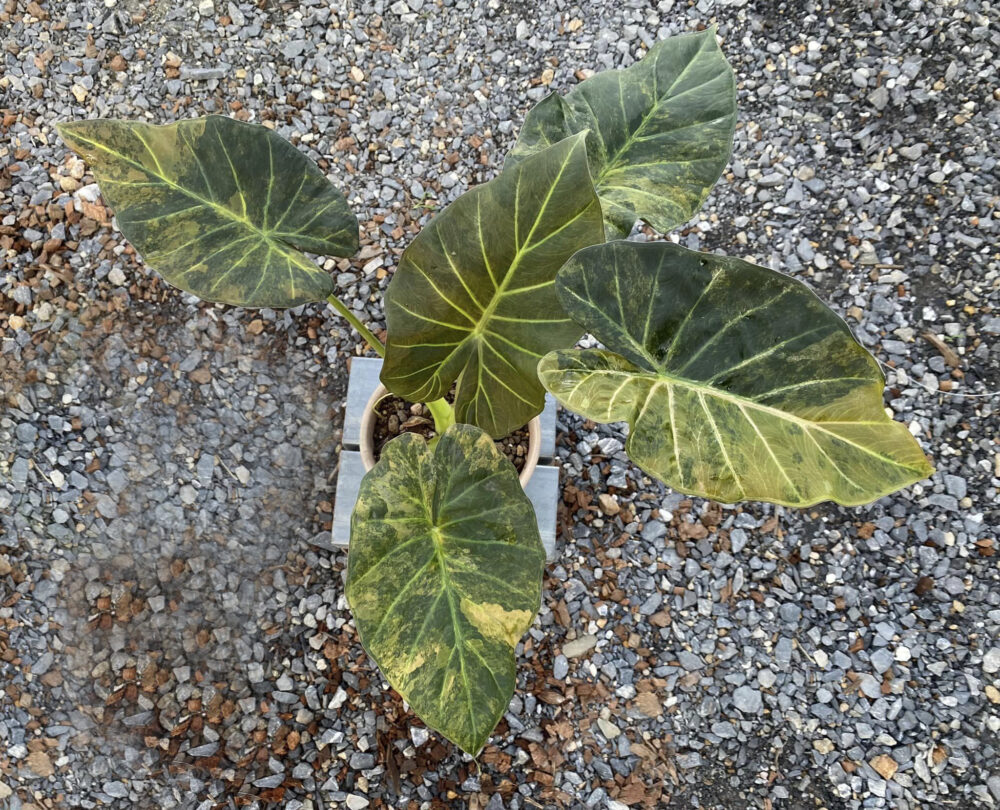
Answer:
508, 27, 737, 238
381, 132, 604, 438
538, 242, 933, 507
57, 115, 358, 307
346, 425, 545, 756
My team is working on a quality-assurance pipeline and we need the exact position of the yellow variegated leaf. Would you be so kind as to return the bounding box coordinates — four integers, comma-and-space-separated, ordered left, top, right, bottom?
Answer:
538, 242, 933, 507
346, 425, 545, 755
508, 28, 737, 238
58, 116, 358, 307
381, 133, 605, 438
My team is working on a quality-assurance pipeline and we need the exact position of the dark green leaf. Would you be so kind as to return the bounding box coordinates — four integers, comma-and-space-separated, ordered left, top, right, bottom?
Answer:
381, 133, 604, 438
347, 425, 545, 756
539, 242, 934, 506
58, 115, 358, 307
508, 28, 737, 238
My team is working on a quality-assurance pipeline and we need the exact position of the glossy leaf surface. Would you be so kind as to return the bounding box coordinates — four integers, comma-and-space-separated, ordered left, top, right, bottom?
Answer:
58, 115, 358, 307
508, 28, 737, 238
539, 242, 933, 506
346, 425, 545, 755
381, 133, 604, 438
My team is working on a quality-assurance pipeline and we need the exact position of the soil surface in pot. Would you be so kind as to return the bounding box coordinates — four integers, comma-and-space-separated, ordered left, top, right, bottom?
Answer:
372, 394, 529, 475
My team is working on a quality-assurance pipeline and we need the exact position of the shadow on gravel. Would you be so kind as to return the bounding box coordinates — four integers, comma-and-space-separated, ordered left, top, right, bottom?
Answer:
3, 295, 348, 801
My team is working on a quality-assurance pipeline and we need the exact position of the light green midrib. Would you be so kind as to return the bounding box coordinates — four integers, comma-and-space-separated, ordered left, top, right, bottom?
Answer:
62, 127, 337, 257
429, 526, 479, 747
593, 33, 719, 184
471, 144, 579, 333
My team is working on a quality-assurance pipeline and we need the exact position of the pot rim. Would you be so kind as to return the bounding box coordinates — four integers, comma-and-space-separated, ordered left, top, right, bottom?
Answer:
359, 384, 541, 488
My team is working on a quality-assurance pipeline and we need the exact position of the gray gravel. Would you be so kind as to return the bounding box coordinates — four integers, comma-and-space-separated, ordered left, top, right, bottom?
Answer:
2, 1, 999, 809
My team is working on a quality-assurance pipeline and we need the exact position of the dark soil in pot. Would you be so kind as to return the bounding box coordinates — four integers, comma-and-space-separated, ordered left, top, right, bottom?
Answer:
372, 393, 530, 475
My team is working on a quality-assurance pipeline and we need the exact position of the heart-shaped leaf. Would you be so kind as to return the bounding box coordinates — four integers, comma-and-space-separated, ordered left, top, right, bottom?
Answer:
538, 242, 933, 506
346, 424, 545, 756
58, 115, 358, 307
508, 28, 737, 238
381, 132, 604, 438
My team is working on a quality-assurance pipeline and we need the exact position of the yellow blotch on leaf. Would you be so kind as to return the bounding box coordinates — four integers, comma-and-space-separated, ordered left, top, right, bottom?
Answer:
460, 598, 533, 647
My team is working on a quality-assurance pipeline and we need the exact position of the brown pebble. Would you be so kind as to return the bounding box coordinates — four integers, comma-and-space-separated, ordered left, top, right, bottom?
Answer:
110, 53, 127, 71
870, 754, 898, 780
188, 367, 212, 384
41, 670, 63, 687
598, 493, 621, 515
247, 319, 264, 335
26, 750, 54, 778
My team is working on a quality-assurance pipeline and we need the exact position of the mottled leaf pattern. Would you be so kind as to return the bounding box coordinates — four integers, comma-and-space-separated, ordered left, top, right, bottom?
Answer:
538, 242, 933, 506
381, 133, 604, 438
508, 27, 737, 238
58, 116, 358, 307
346, 425, 545, 755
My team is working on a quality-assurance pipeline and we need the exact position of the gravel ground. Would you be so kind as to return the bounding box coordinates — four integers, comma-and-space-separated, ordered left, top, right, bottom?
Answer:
2, 0, 999, 808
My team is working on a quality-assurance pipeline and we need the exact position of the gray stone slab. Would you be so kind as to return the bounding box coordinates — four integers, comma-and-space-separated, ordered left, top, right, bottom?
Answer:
328, 451, 560, 561
538, 395, 557, 462
329, 449, 366, 549
342, 356, 383, 449
525, 464, 559, 561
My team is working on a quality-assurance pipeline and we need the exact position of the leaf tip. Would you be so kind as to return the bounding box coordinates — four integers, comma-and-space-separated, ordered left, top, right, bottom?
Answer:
55, 120, 82, 148
697, 23, 724, 46
915, 456, 936, 480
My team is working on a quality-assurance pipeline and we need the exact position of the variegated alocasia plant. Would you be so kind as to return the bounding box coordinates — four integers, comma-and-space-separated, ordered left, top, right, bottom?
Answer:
57, 27, 932, 760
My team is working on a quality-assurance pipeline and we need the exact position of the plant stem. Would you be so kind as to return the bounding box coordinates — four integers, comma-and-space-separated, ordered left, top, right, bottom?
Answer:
325, 294, 385, 358
325, 293, 452, 437
425, 398, 455, 435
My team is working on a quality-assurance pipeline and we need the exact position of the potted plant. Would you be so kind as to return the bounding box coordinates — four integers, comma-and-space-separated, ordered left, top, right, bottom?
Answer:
357, 382, 544, 487
57, 27, 933, 758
